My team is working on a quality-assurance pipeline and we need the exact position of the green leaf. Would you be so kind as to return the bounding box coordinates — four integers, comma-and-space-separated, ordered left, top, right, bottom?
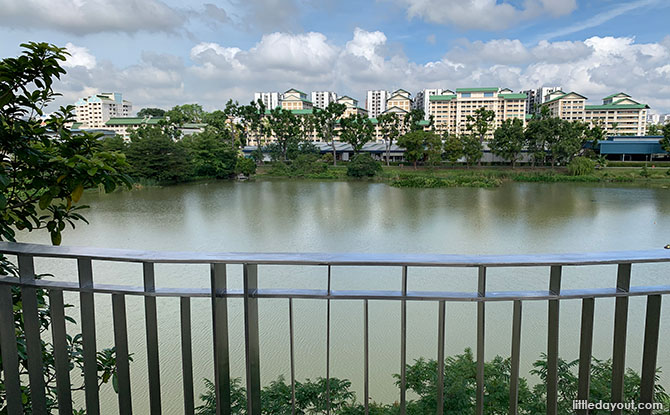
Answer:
71, 184, 84, 203
38, 193, 53, 210
50, 231, 62, 246
0, 193, 5, 210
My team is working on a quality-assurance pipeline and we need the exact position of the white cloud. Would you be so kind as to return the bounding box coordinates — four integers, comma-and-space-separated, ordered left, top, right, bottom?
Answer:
391, 0, 576, 30
50, 30, 670, 114
63, 43, 96, 70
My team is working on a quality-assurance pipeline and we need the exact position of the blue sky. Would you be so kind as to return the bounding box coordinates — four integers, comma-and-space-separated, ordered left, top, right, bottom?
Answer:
1, 0, 669, 113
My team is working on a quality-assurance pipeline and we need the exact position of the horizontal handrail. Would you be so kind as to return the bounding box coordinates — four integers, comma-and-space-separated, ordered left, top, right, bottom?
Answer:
2, 242, 670, 266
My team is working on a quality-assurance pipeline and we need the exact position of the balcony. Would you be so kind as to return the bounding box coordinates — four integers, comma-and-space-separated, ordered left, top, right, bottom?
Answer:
0, 242, 669, 414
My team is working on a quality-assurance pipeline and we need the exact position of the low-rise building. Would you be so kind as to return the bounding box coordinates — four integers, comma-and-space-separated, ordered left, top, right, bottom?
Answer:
386, 89, 412, 113
75, 92, 132, 129
337, 96, 367, 117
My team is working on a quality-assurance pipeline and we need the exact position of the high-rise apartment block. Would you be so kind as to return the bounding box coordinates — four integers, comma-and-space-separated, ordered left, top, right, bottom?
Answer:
428, 87, 527, 137
414, 89, 446, 119
74, 92, 132, 129
521, 86, 562, 114
311, 91, 338, 109
366, 90, 390, 118
253, 92, 282, 109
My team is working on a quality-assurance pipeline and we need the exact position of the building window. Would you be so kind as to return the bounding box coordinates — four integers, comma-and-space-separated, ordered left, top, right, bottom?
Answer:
461, 93, 471, 98
484, 92, 494, 97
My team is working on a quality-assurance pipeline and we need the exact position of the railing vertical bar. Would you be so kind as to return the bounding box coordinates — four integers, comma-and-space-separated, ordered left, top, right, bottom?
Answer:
49, 289, 73, 415
18, 254, 47, 414
289, 298, 296, 415
0, 284, 23, 415
181, 297, 195, 415
112, 294, 133, 415
326, 265, 332, 415
436, 300, 446, 415
244, 263, 261, 415
640, 295, 661, 415
611, 263, 631, 414
78, 257, 100, 415
144, 262, 162, 414
576, 297, 595, 414
400, 265, 408, 415
476, 266, 486, 415
546, 265, 561, 415
364, 299, 370, 415
509, 300, 522, 415
211, 263, 231, 415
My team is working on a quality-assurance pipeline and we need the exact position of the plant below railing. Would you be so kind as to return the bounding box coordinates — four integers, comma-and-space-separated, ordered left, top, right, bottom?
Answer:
196, 348, 670, 415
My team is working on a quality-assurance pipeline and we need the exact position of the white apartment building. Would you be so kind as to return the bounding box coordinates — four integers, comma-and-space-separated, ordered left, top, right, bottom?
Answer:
427, 87, 527, 138
311, 91, 338, 109
414, 89, 446, 119
74, 92, 132, 129
542, 91, 587, 121
521, 86, 562, 114
584, 93, 649, 136
366, 90, 390, 118
253, 92, 282, 110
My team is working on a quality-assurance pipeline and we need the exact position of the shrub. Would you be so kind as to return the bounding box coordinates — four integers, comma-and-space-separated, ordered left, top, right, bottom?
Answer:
640, 165, 650, 178
567, 157, 596, 176
235, 157, 256, 176
322, 153, 334, 164
347, 153, 382, 178
292, 154, 327, 175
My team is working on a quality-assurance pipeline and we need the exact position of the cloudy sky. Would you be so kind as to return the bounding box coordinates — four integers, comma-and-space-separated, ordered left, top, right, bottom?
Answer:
1, 0, 670, 113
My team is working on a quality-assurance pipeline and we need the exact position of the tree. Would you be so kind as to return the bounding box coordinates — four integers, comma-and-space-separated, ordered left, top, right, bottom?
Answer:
465, 107, 495, 166
166, 103, 205, 124
648, 124, 661, 136
377, 112, 402, 166
339, 113, 375, 155
585, 122, 605, 157
238, 100, 265, 149
490, 118, 525, 168
313, 102, 346, 166
398, 130, 428, 169
347, 153, 382, 177
660, 123, 670, 153
550, 120, 587, 167
267, 107, 302, 161
125, 125, 192, 182
403, 108, 426, 132
424, 131, 443, 167
443, 133, 463, 166
137, 107, 165, 117
460, 134, 483, 167
1, 42, 132, 412
182, 128, 237, 178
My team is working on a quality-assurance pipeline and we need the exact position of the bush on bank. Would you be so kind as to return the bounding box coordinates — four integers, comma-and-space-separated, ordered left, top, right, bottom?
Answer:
347, 153, 382, 178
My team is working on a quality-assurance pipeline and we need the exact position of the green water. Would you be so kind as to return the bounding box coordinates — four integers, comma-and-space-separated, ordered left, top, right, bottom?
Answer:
16, 180, 670, 413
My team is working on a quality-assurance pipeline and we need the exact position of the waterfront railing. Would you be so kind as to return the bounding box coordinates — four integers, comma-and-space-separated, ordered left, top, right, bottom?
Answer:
0, 242, 669, 415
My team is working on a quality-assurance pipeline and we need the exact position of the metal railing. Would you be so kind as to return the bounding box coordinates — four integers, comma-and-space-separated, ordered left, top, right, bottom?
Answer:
1, 241, 669, 415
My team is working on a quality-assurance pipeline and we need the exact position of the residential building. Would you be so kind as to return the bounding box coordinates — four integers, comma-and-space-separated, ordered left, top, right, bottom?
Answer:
414, 89, 447, 119
521, 86, 562, 114
337, 96, 367, 117
584, 93, 649, 136
648, 113, 661, 125
253, 92, 282, 110
105, 117, 205, 141
427, 87, 527, 137
366, 90, 390, 118
74, 92, 132, 129
386, 89, 412, 113
541, 91, 587, 121
280, 88, 313, 111
311, 91, 338, 109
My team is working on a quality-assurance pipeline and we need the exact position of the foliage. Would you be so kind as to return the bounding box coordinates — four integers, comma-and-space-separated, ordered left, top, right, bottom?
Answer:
236, 157, 257, 176
490, 118, 524, 168
182, 128, 237, 179
0, 42, 130, 412
402, 108, 426, 132
267, 108, 302, 161
424, 132, 443, 167
312, 102, 346, 165
167, 103, 205, 124
347, 153, 382, 178
397, 130, 440, 169
125, 126, 192, 182
660, 123, 670, 153
391, 175, 501, 189
647, 124, 661, 136
460, 134, 483, 167
465, 107, 495, 167
567, 156, 596, 176
137, 107, 165, 117
322, 153, 334, 164
443, 133, 463, 165
377, 112, 402, 166
339, 113, 375, 154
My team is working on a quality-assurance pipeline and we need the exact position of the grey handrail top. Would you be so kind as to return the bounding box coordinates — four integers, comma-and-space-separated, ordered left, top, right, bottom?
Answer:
1, 242, 670, 267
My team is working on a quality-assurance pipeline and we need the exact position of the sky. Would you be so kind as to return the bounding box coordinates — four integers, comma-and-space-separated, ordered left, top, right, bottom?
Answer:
1, 0, 670, 113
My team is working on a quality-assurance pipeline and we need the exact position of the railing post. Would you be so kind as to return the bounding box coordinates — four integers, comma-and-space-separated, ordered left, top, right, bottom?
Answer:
509, 300, 522, 415
0, 284, 23, 415
144, 262, 162, 414
49, 289, 73, 414
244, 263, 261, 415
437, 300, 446, 415
611, 263, 631, 414
576, 297, 595, 414
212, 263, 231, 415
640, 295, 661, 415
112, 294, 133, 415
18, 254, 47, 414
476, 266, 486, 415
547, 265, 561, 415
400, 266, 408, 415
182, 296, 195, 415
78, 257, 100, 415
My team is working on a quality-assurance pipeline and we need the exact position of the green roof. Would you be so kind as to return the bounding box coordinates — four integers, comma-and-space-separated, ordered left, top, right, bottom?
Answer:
285, 88, 306, 95
585, 104, 649, 110
500, 93, 527, 100
417, 120, 430, 126
264, 109, 314, 115
603, 92, 630, 100
106, 117, 164, 126
182, 123, 207, 128
429, 94, 456, 101
456, 87, 498, 93
542, 92, 587, 105
393, 88, 411, 94
525, 114, 534, 120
